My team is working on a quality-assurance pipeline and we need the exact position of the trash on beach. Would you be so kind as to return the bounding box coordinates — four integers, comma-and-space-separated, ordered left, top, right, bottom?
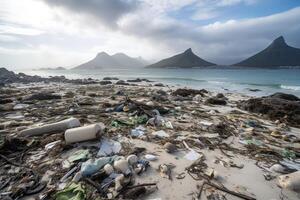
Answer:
65, 123, 103, 144
54, 182, 86, 200
184, 149, 201, 161
278, 171, 300, 192
158, 164, 172, 179
145, 154, 158, 161
5, 112, 24, 120
45, 140, 61, 151
152, 130, 169, 138
199, 121, 213, 126
114, 159, 131, 175
20, 117, 80, 137
97, 138, 122, 157
163, 142, 177, 153
163, 121, 173, 129
131, 125, 146, 137
13, 103, 29, 110
80, 156, 117, 177
62, 149, 90, 168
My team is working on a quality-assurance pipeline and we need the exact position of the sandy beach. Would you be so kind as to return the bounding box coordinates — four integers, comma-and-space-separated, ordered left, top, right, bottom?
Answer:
1, 74, 300, 200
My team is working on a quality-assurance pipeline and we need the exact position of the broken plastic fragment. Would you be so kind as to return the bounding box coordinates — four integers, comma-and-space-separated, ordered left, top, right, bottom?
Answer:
152, 130, 169, 138
184, 149, 201, 161
97, 138, 122, 157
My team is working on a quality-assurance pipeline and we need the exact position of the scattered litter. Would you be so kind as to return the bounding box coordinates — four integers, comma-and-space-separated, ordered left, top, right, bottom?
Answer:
97, 138, 122, 157
152, 130, 169, 138
145, 154, 158, 161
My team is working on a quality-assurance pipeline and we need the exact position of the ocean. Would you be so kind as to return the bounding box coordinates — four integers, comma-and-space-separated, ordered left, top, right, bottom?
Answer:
21, 68, 300, 97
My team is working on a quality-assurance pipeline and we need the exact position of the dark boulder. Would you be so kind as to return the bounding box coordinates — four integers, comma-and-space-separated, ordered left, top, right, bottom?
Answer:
205, 97, 227, 105
269, 92, 299, 101
103, 77, 119, 80
238, 93, 300, 127
172, 88, 208, 97
116, 80, 129, 85
0, 98, 13, 104
100, 80, 112, 85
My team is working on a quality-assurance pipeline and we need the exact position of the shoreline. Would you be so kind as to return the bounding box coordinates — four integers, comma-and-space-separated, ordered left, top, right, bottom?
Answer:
1, 70, 300, 199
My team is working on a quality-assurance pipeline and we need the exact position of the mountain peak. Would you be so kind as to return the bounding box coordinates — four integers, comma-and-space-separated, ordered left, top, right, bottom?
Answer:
270, 36, 287, 48
233, 36, 300, 67
96, 52, 109, 57
184, 48, 193, 54
146, 48, 216, 68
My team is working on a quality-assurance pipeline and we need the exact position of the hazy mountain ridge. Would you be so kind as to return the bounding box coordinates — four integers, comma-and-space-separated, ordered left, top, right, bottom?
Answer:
73, 52, 147, 70
146, 48, 216, 68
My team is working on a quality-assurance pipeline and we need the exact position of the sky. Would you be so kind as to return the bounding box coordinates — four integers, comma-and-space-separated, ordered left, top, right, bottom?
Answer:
1, 0, 300, 69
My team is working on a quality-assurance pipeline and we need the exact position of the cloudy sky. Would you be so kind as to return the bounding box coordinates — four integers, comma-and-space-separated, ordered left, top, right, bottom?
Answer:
1, 0, 300, 69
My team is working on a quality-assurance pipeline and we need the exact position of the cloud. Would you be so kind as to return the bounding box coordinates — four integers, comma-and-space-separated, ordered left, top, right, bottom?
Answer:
1, 0, 300, 68
119, 6, 300, 64
42, 0, 139, 29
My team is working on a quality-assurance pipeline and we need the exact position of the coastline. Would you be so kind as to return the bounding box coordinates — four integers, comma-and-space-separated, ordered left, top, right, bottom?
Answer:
1, 71, 300, 199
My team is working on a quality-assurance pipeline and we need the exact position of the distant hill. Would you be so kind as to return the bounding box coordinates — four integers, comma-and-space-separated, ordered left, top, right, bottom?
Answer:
146, 48, 216, 68
36, 67, 66, 71
233, 36, 300, 67
73, 52, 146, 70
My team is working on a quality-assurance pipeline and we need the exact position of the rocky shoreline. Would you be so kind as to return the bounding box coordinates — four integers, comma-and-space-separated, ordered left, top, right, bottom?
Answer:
0, 68, 300, 199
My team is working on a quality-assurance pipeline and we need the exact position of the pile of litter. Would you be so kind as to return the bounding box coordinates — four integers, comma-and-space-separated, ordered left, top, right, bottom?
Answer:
1, 80, 300, 200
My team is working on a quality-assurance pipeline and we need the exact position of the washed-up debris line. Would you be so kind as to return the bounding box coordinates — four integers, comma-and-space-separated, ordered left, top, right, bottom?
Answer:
0, 71, 300, 199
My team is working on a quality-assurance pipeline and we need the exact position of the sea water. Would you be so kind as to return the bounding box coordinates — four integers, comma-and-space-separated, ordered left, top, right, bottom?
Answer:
21, 68, 300, 97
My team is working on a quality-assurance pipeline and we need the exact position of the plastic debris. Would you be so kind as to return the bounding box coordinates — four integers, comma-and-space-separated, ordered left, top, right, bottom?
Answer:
131, 125, 146, 137
184, 149, 201, 161
145, 154, 158, 161
278, 171, 300, 192
65, 123, 103, 144
80, 156, 117, 177
54, 182, 86, 200
152, 130, 169, 138
20, 117, 80, 137
97, 138, 122, 157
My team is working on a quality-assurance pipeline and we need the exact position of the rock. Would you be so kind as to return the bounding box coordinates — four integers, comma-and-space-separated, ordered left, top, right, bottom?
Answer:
103, 77, 119, 80
127, 78, 142, 82
154, 83, 164, 87
270, 92, 299, 101
205, 97, 227, 105
0, 98, 13, 104
23, 92, 61, 101
172, 88, 207, 97
100, 80, 112, 85
216, 93, 225, 98
238, 93, 300, 127
116, 80, 129, 85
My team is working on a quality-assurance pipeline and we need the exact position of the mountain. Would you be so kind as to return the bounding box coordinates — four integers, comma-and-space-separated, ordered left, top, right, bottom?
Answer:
233, 36, 300, 67
36, 67, 66, 71
73, 52, 146, 69
146, 48, 216, 68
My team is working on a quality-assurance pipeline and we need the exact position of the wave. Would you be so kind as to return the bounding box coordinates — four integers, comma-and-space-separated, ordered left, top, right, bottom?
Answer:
280, 85, 300, 91
146, 76, 208, 82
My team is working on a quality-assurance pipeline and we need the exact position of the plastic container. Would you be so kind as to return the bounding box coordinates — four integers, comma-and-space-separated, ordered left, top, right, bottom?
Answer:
64, 124, 102, 144
19, 117, 80, 137
278, 171, 300, 191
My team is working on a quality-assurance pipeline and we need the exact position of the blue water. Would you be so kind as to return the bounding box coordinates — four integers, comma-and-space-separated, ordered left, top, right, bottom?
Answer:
22, 68, 300, 97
